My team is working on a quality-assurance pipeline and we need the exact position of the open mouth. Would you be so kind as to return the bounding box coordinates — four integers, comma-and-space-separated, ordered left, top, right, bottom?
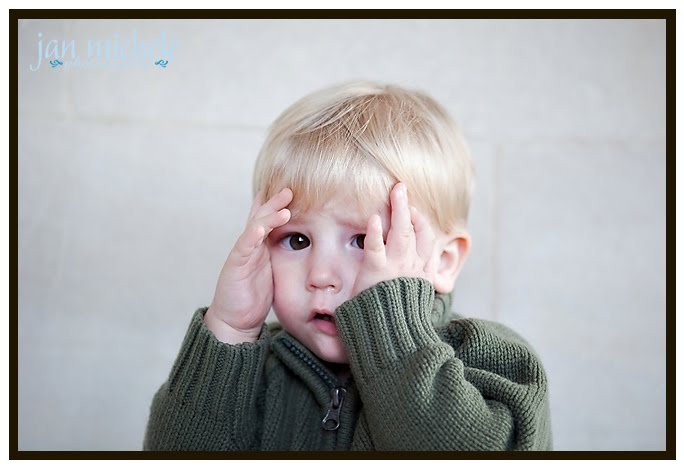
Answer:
312, 310, 338, 335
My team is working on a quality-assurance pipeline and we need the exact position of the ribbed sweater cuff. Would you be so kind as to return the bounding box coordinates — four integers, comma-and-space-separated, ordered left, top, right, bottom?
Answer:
335, 277, 440, 381
165, 308, 269, 417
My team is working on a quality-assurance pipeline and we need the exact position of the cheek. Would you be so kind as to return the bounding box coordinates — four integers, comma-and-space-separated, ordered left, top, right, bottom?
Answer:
270, 257, 297, 319
270, 253, 299, 292
342, 250, 364, 287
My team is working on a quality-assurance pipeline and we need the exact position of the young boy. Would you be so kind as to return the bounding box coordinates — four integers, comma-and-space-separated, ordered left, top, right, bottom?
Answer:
143, 81, 552, 451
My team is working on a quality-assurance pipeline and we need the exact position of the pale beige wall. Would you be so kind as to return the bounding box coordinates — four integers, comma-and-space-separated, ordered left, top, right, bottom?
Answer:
17, 18, 666, 450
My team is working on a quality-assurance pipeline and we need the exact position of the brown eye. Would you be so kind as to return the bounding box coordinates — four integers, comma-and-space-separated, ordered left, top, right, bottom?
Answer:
353, 234, 365, 249
286, 234, 310, 251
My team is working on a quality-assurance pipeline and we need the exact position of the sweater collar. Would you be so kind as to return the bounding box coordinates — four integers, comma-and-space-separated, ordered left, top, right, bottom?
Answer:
271, 331, 344, 405
431, 290, 454, 326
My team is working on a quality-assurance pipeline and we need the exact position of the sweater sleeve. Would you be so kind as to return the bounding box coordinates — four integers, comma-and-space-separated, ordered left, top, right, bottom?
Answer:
335, 278, 552, 451
143, 308, 270, 451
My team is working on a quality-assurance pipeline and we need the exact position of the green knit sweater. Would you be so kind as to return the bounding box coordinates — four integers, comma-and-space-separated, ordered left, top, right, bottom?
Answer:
143, 277, 552, 451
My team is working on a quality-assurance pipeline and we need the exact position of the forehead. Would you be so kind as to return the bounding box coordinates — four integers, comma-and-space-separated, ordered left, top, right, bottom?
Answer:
288, 191, 389, 227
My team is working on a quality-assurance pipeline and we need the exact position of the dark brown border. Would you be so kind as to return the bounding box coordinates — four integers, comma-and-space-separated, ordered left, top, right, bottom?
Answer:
10, 8, 676, 460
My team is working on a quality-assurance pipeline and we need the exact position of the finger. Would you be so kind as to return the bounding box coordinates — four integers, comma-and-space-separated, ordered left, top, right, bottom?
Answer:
254, 188, 293, 220
256, 207, 291, 234
247, 190, 265, 220
387, 183, 415, 254
229, 224, 267, 267
410, 206, 438, 274
231, 209, 290, 266
363, 214, 386, 268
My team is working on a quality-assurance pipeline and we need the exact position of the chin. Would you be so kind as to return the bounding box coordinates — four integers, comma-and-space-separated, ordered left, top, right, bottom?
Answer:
311, 340, 349, 365
318, 351, 349, 365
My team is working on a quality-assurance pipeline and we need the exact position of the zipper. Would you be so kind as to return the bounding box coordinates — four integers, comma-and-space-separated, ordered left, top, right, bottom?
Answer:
280, 337, 347, 431
322, 387, 346, 431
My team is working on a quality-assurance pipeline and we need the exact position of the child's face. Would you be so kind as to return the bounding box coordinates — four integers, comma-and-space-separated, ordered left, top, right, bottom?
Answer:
267, 193, 390, 364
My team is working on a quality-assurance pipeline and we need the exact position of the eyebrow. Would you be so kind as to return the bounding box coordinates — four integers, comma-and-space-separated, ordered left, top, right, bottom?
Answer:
287, 212, 369, 232
338, 216, 369, 231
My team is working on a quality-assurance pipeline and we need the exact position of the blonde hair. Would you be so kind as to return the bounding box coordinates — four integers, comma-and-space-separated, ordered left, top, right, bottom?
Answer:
253, 81, 474, 232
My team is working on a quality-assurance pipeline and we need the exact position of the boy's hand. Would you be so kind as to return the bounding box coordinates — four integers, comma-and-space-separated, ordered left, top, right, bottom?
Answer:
352, 183, 439, 297
205, 188, 293, 344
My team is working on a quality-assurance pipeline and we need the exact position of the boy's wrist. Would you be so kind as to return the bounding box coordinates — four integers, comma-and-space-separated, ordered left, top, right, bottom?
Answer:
204, 307, 261, 344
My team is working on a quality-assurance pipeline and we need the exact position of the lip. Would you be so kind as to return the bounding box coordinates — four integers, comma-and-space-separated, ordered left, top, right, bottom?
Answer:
310, 308, 338, 336
310, 308, 335, 319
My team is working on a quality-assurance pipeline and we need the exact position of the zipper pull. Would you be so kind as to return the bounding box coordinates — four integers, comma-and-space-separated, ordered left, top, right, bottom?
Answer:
321, 387, 346, 431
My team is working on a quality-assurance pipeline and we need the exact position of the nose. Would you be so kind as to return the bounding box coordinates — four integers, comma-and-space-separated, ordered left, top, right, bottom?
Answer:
306, 246, 342, 293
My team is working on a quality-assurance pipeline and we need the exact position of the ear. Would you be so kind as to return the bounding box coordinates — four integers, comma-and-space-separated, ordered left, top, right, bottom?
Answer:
432, 230, 471, 294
